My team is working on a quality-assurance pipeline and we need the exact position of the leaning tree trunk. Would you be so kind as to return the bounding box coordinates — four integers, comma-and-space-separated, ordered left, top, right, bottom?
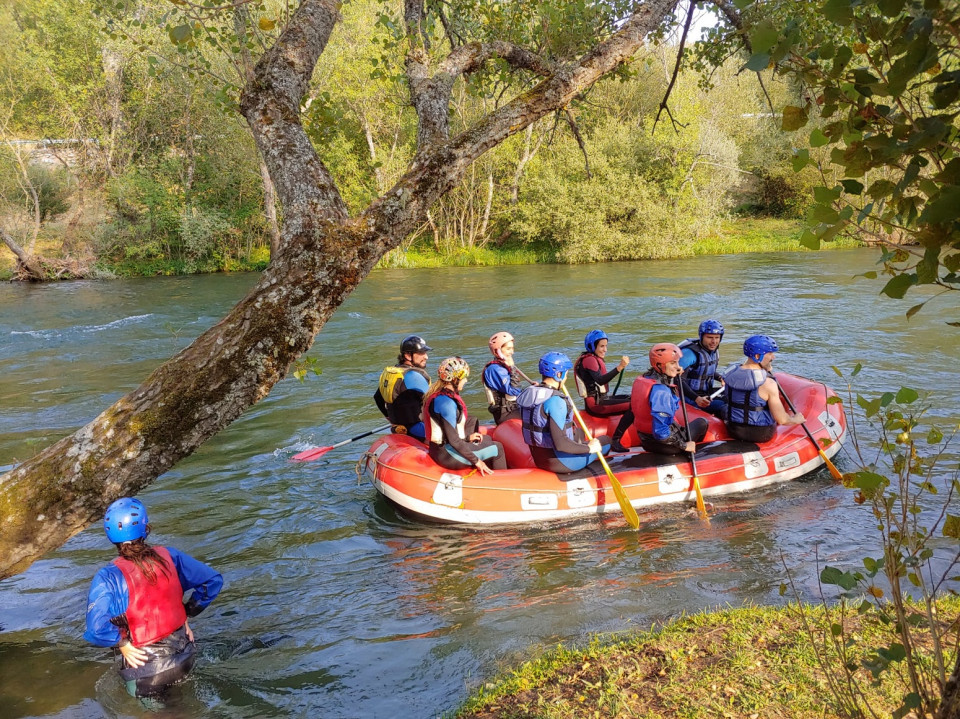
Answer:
1, 227, 44, 282
0, 0, 679, 579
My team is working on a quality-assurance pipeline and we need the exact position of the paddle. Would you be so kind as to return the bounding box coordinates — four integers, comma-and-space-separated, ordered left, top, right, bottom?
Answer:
513, 366, 538, 386
676, 380, 709, 521
560, 381, 640, 529
772, 374, 843, 481
291, 423, 393, 462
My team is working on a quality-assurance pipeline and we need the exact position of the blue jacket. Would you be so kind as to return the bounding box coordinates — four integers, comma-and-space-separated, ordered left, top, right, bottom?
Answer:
84, 546, 223, 647
648, 383, 680, 440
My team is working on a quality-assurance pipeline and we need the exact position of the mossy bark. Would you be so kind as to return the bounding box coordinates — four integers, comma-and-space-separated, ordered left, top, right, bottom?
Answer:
0, 0, 680, 579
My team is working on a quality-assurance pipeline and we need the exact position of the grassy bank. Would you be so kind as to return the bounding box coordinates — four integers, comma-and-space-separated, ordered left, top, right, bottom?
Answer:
2, 218, 864, 280
454, 597, 959, 718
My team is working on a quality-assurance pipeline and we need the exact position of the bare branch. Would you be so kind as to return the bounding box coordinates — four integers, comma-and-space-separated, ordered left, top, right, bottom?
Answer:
564, 109, 592, 178
653, 0, 695, 134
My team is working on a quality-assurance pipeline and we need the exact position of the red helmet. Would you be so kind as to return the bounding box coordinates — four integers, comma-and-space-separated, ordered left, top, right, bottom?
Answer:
649, 343, 682, 373
488, 331, 514, 359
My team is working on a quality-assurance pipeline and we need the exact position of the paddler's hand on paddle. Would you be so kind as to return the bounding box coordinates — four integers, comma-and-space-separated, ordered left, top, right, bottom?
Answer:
119, 641, 148, 669
788, 411, 805, 426
469, 432, 483, 443
695, 395, 710, 408
684, 440, 696, 453
475, 459, 493, 476
587, 438, 603, 455
616, 356, 630, 372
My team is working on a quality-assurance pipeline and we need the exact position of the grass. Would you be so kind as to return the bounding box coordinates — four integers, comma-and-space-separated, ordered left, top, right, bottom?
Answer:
452, 597, 960, 719
375, 241, 557, 269
692, 218, 863, 256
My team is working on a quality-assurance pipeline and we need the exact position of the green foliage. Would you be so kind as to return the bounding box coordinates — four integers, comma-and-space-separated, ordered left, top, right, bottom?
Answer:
787, 365, 960, 719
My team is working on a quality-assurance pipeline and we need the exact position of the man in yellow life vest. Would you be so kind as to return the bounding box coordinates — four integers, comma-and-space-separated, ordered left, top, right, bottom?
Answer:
374, 335, 432, 441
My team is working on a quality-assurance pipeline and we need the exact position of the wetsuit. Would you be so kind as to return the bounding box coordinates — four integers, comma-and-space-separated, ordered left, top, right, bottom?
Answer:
374, 364, 430, 441
84, 546, 223, 698
517, 385, 610, 474
632, 371, 707, 456
424, 389, 507, 470
723, 365, 777, 443
679, 339, 725, 416
482, 360, 524, 424
574, 352, 633, 446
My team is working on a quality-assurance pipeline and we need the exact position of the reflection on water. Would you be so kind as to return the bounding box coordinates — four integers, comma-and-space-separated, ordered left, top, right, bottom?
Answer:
1, 249, 958, 717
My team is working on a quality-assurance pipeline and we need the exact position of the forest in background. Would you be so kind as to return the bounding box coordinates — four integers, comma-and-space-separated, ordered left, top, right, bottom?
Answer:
0, 0, 824, 279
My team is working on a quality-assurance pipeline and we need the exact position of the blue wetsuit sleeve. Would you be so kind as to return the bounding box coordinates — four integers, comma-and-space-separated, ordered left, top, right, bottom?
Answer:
404, 370, 429, 394
83, 565, 128, 647
168, 547, 223, 616
544, 395, 588, 454
649, 385, 678, 441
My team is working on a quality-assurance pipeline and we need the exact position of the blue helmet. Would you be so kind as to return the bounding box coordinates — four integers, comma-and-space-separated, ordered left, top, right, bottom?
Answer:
538, 351, 573, 381
584, 329, 608, 354
103, 497, 149, 544
698, 319, 724, 342
743, 334, 779, 361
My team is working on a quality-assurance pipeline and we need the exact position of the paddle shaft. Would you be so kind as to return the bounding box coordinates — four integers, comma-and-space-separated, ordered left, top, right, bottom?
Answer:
560, 381, 640, 529
292, 423, 393, 461
771, 374, 843, 480
676, 379, 709, 519
328, 423, 394, 449
514, 366, 537, 385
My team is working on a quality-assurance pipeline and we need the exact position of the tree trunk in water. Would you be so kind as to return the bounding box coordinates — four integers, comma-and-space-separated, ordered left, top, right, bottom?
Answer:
0, 0, 680, 579
1, 228, 44, 281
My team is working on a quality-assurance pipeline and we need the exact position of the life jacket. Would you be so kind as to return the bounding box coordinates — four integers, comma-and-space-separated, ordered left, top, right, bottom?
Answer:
517, 385, 573, 449
482, 359, 520, 413
379, 364, 430, 426
573, 352, 607, 399
423, 388, 469, 445
112, 547, 187, 648
678, 338, 719, 394
630, 376, 658, 434
724, 365, 774, 426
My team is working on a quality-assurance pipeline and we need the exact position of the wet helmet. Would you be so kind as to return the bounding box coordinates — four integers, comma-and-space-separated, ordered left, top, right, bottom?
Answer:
488, 331, 514, 359
698, 319, 724, 342
538, 351, 573, 381
400, 335, 432, 354
103, 497, 149, 544
584, 329, 608, 354
438, 356, 470, 384
649, 343, 682, 374
743, 335, 779, 361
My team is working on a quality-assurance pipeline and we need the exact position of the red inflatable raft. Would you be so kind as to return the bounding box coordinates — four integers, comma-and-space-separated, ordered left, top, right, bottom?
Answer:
360, 372, 846, 525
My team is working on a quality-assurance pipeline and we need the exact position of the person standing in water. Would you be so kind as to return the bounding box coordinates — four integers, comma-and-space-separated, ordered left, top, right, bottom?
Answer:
84, 498, 223, 701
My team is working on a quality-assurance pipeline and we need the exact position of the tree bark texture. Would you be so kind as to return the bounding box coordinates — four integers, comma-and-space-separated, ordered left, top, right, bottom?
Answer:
0, 0, 679, 579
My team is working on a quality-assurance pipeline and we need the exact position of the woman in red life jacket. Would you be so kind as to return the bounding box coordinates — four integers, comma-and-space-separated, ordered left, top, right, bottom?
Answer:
573, 329, 633, 452
423, 356, 508, 475
84, 498, 223, 700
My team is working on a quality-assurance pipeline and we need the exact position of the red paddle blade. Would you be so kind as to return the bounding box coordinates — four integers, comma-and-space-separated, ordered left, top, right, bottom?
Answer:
291, 445, 333, 462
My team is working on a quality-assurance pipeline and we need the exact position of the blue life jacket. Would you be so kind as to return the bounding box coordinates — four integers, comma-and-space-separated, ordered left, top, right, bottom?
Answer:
724, 365, 774, 427
517, 385, 573, 449
679, 338, 719, 394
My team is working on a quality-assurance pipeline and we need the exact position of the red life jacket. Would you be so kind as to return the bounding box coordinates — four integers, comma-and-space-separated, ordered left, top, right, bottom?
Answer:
113, 546, 186, 647
422, 388, 469, 445
630, 376, 657, 434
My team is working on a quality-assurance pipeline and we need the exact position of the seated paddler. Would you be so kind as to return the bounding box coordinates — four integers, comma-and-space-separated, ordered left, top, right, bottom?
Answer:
631, 343, 708, 456
574, 329, 633, 453
423, 356, 508, 475
723, 334, 804, 443
482, 331, 530, 425
374, 334, 432, 441
517, 351, 611, 474
679, 319, 727, 417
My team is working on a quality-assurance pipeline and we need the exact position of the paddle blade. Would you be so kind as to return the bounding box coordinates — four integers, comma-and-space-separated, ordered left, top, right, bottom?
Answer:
607, 470, 641, 530
291, 446, 333, 462
693, 475, 710, 523
819, 450, 843, 481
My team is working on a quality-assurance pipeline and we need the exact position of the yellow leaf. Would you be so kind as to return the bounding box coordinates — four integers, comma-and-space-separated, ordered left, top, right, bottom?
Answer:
259, 17, 277, 31
868, 586, 884, 598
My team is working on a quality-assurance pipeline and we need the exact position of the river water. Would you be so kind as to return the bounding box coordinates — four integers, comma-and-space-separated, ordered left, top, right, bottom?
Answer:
1, 248, 957, 718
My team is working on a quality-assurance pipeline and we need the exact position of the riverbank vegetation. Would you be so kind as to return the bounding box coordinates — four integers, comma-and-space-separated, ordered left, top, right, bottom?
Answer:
454, 597, 960, 718
2, 0, 843, 281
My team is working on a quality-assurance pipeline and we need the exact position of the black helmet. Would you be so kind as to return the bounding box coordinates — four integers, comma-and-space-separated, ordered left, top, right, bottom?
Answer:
400, 335, 432, 354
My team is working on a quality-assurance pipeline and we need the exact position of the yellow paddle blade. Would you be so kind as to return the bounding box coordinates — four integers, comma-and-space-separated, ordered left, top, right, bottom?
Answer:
819, 449, 844, 481
692, 474, 709, 523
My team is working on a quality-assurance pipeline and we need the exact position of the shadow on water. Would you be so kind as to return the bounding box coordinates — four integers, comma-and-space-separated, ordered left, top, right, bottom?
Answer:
1, 250, 958, 717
